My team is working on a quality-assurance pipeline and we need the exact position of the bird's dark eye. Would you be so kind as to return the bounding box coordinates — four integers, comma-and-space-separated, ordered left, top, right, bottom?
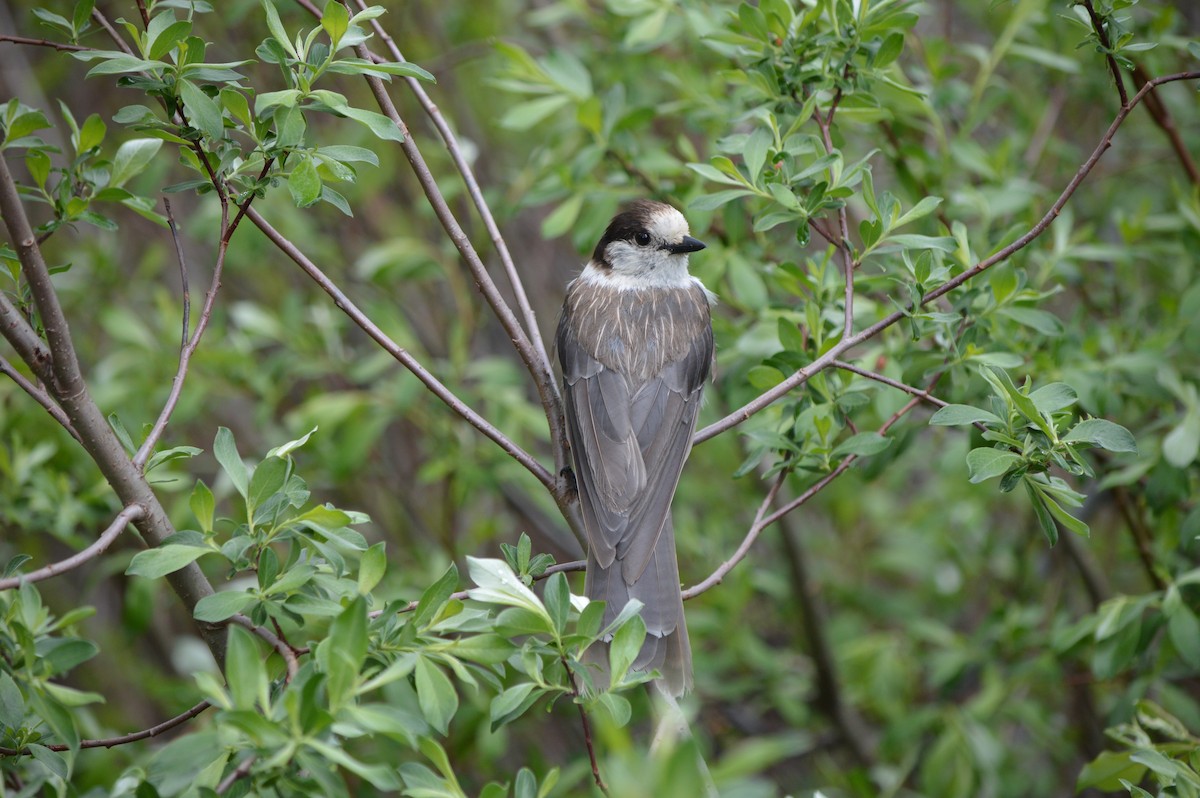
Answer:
634, 231, 651, 246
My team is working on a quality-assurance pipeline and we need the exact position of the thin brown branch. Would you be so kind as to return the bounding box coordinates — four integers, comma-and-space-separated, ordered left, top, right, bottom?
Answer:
132, 161, 270, 470
134, 0, 151, 28
0, 35, 87, 52
346, 0, 558, 391
0, 700, 211, 755
0, 353, 81, 442
216, 755, 257, 795
693, 70, 1200, 446
0, 504, 144, 590
347, 43, 571, 500
814, 94, 857, 341
164, 197, 190, 352
1112, 486, 1166, 592
1130, 63, 1200, 185
244, 207, 559, 497
1079, 0, 1129, 108
0, 292, 54, 382
90, 9, 136, 57
562, 654, 607, 793
681, 470, 787, 599
228, 614, 299, 682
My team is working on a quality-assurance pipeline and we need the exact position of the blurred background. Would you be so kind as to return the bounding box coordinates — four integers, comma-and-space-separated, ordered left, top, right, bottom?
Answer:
1, 0, 1199, 795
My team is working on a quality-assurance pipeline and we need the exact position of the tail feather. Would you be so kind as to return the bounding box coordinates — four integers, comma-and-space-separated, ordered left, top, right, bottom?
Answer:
581, 517, 692, 696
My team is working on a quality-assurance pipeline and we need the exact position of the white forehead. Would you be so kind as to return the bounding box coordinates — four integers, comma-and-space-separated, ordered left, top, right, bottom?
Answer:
647, 204, 690, 241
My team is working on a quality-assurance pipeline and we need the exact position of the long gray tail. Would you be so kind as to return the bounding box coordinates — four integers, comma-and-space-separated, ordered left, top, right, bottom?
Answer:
581, 516, 692, 696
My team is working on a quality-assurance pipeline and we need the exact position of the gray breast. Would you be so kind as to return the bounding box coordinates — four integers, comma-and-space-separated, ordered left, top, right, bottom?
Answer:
563, 281, 712, 384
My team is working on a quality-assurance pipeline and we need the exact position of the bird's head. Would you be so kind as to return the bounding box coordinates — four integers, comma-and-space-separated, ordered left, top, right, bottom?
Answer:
589, 200, 706, 285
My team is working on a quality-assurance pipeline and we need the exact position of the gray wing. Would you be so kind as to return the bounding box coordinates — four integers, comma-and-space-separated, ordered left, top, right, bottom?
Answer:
557, 313, 713, 578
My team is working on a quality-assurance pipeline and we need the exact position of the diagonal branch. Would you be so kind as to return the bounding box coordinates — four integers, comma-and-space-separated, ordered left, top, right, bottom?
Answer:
0, 699, 211, 756
693, 70, 1200, 446
0, 504, 144, 590
0, 352, 80, 442
348, 43, 571, 491
1078, 0, 1129, 108
344, 0, 558, 396
244, 207, 561, 498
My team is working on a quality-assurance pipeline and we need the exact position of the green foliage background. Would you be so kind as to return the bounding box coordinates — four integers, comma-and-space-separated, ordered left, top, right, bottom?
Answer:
0, 0, 1199, 796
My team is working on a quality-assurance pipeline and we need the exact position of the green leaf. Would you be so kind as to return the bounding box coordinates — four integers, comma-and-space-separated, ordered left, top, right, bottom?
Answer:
326, 58, 435, 82
179, 80, 223, 141
148, 20, 192, 61
1168, 603, 1200, 669
40, 638, 99, 675
543, 571, 570, 636
609, 614, 646, 684
832, 432, 892, 458
1063, 418, 1138, 454
1028, 382, 1078, 414
191, 480, 215, 533
1162, 408, 1200, 467
77, 113, 106, 152
358, 541, 387, 594
214, 427, 248, 497
500, 95, 571, 131
489, 682, 540, 731
996, 306, 1064, 336
126, 544, 210, 579
226, 625, 266, 710
0, 672, 24, 728
930, 404, 1003, 427
321, 0, 349, 47
414, 657, 457, 735
28, 745, 68, 782
742, 126, 771, 184
965, 448, 1022, 483
247, 455, 288, 521
1077, 751, 1147, 792
108, 137, 163, 188
414, 563, 459, 629
288, 155, 323, 207
193, 591, 253, 622
260, 0, 298, 58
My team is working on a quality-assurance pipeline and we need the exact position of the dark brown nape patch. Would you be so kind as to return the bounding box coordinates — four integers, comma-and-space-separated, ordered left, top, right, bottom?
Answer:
590, 199, 672, 268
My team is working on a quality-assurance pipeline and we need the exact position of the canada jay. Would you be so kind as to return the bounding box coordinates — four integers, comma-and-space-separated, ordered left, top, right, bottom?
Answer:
556, 199, 714, 696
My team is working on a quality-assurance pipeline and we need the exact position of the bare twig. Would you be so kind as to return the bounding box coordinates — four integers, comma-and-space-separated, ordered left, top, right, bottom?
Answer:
0, 292, 54, 382
347, 0, 558, 393
0, 700, 211, 755
561, 655, 607, 793
0, 353, 81, 442
90, 9, 136, 57
348, 44, 571, 492
681, 470, 787, 599
163, 198, 190, 352
693, 71, 1200, 446
0, 35, 87, 52
228, 614, 300, 682
1079, 0, 1129, 108
1112, 486, 1166, 592
243, 207, 560, 497
814, 93, 857, 341
132, 161, 270, 470
216, 755, 257, 795
0, 504, 144, 590
1130, 63, 1200, 185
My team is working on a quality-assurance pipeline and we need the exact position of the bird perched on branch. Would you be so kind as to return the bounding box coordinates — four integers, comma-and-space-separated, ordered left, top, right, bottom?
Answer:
556, 200, 714, 696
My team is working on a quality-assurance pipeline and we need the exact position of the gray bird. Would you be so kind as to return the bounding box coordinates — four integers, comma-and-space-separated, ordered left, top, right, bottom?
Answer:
556, 199, 714, 696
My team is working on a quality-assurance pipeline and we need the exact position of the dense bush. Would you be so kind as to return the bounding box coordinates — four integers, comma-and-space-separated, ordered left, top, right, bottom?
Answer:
0, 0, 1198, 795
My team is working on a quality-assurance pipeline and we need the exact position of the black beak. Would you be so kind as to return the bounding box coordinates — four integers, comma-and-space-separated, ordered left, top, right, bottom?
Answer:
662, 235, 706, 255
